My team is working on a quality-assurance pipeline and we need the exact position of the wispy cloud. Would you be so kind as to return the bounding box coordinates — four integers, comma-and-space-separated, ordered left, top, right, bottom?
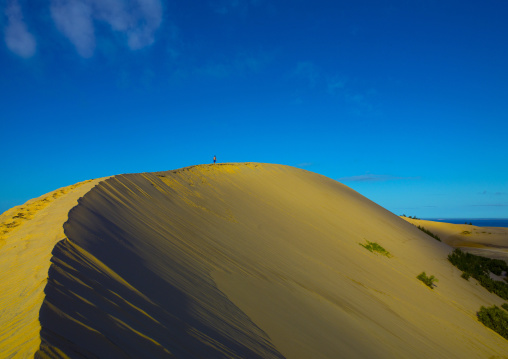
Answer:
479, 191, 506, 196
471, 204, 508, 207
4, 0, 36, 58
49, 0, 163, 57
50, 0, 95, 57
292, 61, 320, 88
193, 51, 272, 78
290, 65, 378, 115
328, 76, 378, 116
338, 174, 418, 182
125, 0, 163, 50
327, 76, 346, 95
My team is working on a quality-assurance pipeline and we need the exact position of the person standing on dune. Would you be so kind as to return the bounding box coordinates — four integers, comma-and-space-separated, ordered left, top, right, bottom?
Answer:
213, 155, 216, 164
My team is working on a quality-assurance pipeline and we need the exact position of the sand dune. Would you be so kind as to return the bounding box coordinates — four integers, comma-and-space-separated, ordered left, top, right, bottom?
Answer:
2, 163, 508, 358
0, 178, 106, 359
402, 217, 508, 262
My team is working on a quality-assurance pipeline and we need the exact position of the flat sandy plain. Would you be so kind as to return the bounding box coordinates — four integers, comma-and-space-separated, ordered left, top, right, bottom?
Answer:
1, 163, 508, 358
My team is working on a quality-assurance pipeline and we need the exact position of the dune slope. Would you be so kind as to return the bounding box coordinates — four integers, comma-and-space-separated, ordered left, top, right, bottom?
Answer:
0, 178, 106, 359
3, 163, 508, 358
402, 217, 508, 262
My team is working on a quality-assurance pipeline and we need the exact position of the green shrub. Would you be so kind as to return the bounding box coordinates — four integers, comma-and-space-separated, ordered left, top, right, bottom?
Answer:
448, 249, 508, 300
461, 272, 471, 280
416, 226, 441, 241
477, 306, 508, 340
448, 248, 508, 277
502, 303, 508, 312
359, 240, 391, 257
417, 272, 438, 289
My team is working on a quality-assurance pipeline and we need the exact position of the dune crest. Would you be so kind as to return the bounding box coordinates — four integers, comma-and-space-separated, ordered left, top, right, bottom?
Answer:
2, 164, 508, 358
0, 178, 106, 359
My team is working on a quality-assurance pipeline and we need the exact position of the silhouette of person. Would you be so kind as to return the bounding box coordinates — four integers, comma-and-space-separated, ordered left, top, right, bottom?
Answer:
213, 155, 216, 164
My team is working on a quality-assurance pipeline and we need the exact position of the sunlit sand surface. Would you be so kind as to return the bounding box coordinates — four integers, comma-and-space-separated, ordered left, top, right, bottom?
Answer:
403, 217, 508, 262
2, 164, 508, 358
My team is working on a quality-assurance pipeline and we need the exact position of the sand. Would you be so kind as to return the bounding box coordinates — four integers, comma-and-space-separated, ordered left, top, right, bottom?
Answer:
0, 178, 107, 359
402, 217, 508, 262
2, 163, 508, 358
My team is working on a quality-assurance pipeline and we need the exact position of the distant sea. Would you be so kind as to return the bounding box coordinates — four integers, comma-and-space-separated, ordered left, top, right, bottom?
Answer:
424, 218, 508, 228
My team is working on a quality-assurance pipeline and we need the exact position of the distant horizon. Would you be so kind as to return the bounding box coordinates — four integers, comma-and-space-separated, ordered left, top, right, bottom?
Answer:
424, 217, 508, 220
402, 215, 508, 221
420, 218, 508, 228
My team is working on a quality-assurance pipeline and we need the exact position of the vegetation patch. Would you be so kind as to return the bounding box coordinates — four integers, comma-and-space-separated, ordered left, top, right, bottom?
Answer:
448, 248, 508, 277
359, 240, 391, 257
477, 306, 508, 340
450, 250, 508, 340
417, 272, 438, 289
461, 272, 471, 280
448, 249, 508, 300
401, 214, 419, 219
462, 231, 472, 235
416, 226, 441, 241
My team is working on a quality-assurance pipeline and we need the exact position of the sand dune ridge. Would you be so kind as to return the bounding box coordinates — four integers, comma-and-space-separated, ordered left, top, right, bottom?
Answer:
2, 163, 508, 358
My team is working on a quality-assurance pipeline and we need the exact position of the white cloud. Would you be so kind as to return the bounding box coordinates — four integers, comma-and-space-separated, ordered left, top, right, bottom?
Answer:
50, 0, 95, 58
93, 0, 130, 31
49, 0, 163, 57
4, 0, 36, 58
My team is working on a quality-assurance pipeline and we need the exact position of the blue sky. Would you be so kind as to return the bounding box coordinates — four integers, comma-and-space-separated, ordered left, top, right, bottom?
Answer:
1, 0, 507, 218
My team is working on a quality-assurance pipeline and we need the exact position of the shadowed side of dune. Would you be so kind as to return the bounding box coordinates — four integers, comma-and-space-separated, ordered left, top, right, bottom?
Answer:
36, 165, 284, 358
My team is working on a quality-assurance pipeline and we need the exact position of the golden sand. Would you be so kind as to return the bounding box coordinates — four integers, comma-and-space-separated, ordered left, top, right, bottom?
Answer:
0, 179, 106, 358
402, 217, 508, 262
2, 164, 508, 358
